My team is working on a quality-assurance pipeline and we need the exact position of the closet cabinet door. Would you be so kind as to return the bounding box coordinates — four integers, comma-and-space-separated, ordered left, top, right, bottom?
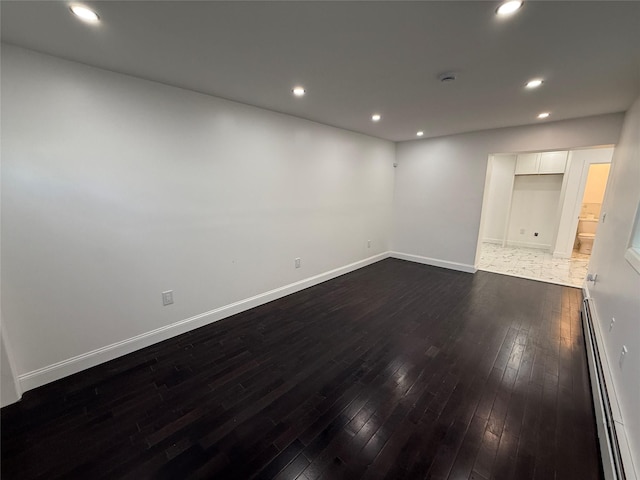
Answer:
515, 153, 539, 175
539, 151, 567, 174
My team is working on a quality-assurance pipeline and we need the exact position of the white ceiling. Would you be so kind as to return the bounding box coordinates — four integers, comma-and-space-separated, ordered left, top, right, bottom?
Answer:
2, 1, 639, 141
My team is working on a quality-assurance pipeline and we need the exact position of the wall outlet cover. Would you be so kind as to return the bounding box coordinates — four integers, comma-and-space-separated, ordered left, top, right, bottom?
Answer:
162, 290, 174, 306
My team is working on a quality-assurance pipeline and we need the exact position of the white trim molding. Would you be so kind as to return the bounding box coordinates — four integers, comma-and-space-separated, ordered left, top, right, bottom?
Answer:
389, 251, 477, 273
18, 252, 390, 392
481, 237, 504, 245
624, 247, 640, 274
504, 240, 552, 250
583, 285, 638, 480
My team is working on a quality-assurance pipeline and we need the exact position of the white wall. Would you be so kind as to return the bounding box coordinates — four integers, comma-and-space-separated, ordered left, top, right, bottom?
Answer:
1, 155, 22, 405
393, 113, 624, 269
481, 155, 516, 244
1, 327, 21, 407
587, 97, 640, 476
553, 147, 614, 258
506, 175, 563, 249
0, 45, 395, 390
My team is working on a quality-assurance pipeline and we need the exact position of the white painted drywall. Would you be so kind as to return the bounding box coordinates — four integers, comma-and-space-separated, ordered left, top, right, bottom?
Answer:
506, 175, 563, 249
587, 97, 640, 476
1, 326, 21, 407
1, 46, 395, 382
0, 126, 22, 406
1, 160, 22, 405
393, 113, 624, 267
481, 155, 516, 244
553, 147, 614, 258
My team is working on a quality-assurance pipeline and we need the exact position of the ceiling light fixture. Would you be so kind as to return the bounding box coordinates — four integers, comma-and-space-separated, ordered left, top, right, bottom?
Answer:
417, 131, 424, 137
292, 86, 306, 97
371, 114, 381, 122
496, 1, 523, 16
526, 79, 544, 89
70, 4, 100, 22
537, 112, 551, 119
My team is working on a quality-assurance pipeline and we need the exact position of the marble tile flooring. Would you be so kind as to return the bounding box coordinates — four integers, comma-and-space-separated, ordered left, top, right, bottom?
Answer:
477, 242, 590, 287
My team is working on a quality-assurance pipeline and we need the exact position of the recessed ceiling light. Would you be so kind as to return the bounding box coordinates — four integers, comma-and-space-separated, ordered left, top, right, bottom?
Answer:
292, 86, 306, 97
496, 1, 523, 16
537, 112, 551, 119
70, 5, 99, 22
417, 131, 424, 137
371, 114, 381, 122
526, 79, 544, 89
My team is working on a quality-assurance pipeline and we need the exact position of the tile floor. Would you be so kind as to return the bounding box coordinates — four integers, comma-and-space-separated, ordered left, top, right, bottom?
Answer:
477, 242, 590, 287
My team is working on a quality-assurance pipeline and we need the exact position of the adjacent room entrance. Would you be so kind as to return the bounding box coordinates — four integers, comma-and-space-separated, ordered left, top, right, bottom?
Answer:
475, 146, 613, 287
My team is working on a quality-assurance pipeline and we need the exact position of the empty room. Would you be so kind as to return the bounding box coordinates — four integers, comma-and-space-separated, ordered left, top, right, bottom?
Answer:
1, 2, 639, 479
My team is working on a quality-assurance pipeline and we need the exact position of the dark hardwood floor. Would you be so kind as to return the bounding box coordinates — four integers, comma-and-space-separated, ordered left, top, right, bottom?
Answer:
1, 259, 602, 480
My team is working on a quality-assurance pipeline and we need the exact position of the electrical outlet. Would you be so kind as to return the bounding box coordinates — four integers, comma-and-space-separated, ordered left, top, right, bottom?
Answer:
295, 258, 301, 269
367, 240, 371, 248
162, 290, 174, 306
520, 229, 525, 234
609, 318, 616, 331
619, 345, 628, 368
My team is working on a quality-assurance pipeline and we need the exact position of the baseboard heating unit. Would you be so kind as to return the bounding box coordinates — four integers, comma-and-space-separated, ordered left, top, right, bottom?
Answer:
582, 296, 629, 480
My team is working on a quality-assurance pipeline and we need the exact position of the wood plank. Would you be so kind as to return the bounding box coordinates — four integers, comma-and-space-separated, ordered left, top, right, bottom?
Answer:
0, 259, 602, 480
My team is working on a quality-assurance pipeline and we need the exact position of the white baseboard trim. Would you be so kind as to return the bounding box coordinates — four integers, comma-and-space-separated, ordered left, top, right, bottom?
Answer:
389, 251, 476, 274
552, 250, 572, 259
482, 238, 503, 245
18, 252, 390, 393
582, 285, 638, 480
505, 240, 551, 250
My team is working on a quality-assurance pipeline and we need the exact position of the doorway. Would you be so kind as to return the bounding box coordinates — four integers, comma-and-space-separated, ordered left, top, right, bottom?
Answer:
574, 163, 611, 259
475, 146, 614, 287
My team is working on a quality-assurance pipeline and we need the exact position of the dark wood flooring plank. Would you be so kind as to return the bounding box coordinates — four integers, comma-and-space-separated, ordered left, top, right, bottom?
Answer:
1, 259, 602, 480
